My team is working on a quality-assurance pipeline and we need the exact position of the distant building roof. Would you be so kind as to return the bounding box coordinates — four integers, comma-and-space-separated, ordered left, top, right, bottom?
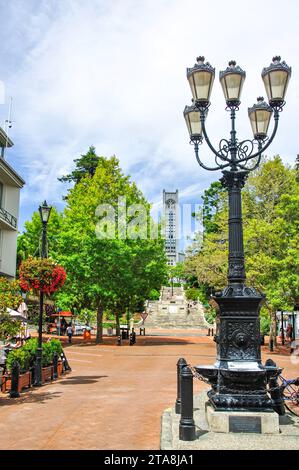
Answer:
0, 127, 25, 187
0, 157, 25, 187
0, 126, 13, 148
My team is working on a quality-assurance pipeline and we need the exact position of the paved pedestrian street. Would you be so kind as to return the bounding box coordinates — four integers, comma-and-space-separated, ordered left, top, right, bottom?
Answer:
0, 330, 297, 450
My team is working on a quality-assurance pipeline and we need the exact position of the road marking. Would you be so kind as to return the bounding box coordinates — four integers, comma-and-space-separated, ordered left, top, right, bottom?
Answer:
66, 351, 103, 357
67, 358, 93, 363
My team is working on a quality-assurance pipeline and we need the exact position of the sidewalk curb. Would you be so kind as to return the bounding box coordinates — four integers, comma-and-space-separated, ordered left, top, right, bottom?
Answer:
160, 408, 173, 450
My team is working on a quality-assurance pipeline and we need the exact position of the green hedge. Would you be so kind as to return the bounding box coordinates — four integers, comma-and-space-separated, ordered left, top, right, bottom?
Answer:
185, 288, 208, 303
5, 348, 30, 373
6, 338, 63, 372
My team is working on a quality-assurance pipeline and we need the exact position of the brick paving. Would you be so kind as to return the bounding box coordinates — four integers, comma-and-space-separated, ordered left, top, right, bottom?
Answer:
0, 330, 297, 450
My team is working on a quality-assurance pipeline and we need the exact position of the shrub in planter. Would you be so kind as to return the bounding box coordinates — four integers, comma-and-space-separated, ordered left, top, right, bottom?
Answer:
22, 338, 38, 368
48, 338, 63, 357
41, 341, 54, 367
22, 338, 63, 364
6, 348, 30, 373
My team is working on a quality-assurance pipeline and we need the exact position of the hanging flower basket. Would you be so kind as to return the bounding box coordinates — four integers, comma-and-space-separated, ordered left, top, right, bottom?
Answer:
19, 257, 66, 296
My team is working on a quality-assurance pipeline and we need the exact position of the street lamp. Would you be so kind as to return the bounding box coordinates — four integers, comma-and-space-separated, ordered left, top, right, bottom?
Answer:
34, 200, 52, 386
184, 56, 291, 412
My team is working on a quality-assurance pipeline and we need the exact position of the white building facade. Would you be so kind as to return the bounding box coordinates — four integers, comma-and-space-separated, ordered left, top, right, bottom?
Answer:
0, 128, 25, 278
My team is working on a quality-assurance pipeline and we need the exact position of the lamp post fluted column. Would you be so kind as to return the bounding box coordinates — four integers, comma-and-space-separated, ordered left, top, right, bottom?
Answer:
34, 201, 51, 387
222, 170, 247, 285
184, 56, 291, 412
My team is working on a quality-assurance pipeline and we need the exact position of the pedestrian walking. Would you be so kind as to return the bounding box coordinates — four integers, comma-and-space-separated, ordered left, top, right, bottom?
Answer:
129, 328, 136, 346
61, 317, 67, 335
66, 324, 73, 344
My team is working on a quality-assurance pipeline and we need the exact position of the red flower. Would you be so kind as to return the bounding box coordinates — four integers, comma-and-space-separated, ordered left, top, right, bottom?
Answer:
19, 257, 66, 296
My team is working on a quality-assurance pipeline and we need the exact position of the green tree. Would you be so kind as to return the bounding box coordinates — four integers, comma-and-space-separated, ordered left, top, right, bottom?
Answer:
57, 153, 167, 343
295, 154, 299, 182
17, 207, 63, 267
244, 156, 299, 344
185, 156, 299, 346
202, 181, 226, 234
0, 277, 22, 341
58, 146, 100, 184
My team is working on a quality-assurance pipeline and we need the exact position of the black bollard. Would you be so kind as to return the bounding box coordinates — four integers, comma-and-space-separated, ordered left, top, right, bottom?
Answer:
10, 360, 20, 398
207, 328, 210, 336
175, 358, 187, 414
269, 337, 274, 352
53, 352, 58, 379
211, 328, 214, 336
265, 359, 285, 416
117, 335, 122, 346
61, 351, 72, 372
179, 366, 196, 441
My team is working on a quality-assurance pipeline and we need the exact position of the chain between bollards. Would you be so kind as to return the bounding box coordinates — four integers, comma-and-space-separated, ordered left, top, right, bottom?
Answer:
175, 358, 187, 414
179, 366, 196, 441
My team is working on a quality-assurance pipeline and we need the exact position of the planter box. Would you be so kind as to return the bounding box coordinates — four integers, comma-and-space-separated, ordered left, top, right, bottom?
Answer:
1, 374, 9, 393
42, 366, 53, 383
2, 371, 32, 393
57, 361, 63, 377
19, 370, 32, 390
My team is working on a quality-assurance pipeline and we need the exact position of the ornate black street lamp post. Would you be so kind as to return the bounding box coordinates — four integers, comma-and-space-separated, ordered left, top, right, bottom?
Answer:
184, 56, 291, 411
34, 200, 52, 387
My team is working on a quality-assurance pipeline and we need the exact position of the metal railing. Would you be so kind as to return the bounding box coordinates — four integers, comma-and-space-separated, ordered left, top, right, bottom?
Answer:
0, 207, 17, 229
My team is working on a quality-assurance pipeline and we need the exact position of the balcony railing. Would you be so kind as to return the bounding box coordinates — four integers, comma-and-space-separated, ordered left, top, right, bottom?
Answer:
0, 207, 17, 229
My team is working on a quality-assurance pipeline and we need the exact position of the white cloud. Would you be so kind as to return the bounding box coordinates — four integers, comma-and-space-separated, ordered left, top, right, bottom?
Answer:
0, 0, 298, 227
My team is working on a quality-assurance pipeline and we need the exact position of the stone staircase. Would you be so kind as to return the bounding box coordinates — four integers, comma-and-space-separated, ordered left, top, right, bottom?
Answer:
145, 286, 209, 329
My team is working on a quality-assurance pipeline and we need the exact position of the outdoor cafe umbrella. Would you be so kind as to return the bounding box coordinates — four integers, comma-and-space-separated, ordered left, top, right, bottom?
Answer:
7, 308, 28, 338
7, 308, 28, 322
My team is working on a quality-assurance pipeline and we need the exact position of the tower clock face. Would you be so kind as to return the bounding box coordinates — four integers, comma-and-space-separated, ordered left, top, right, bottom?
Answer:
166, 199, 175, 209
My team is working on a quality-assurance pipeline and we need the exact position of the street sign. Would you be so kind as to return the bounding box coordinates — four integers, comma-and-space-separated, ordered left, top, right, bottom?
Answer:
140, 312, 148, 321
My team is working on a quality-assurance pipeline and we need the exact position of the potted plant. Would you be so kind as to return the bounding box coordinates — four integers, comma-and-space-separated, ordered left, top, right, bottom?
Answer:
19, 257, 66, 296
40, 342, 53, 382
22, 338, 63, 383
4, 349, 31, 393
19, 258, 66, 384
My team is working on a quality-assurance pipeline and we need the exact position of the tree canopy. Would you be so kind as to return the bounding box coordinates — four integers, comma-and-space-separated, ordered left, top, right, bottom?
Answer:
57, 146, 100, 184
56, 154, 167, 341
0, 277, 22, 341
17, 206, 63, 268
184, 156, 299, 330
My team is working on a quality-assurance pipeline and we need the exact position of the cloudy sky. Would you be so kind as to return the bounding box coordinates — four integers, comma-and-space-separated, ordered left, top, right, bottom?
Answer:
0, 0, 298, 245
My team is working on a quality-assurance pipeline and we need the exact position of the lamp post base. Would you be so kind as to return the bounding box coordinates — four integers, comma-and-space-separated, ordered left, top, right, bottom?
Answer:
205, 403, 280, 434
195, 284, 284, 413
196, 364, 281, 412
34, 348, 43, 387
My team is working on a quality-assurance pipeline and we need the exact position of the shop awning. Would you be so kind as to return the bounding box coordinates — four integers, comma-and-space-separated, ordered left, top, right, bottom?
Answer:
50, 311, 74, 317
